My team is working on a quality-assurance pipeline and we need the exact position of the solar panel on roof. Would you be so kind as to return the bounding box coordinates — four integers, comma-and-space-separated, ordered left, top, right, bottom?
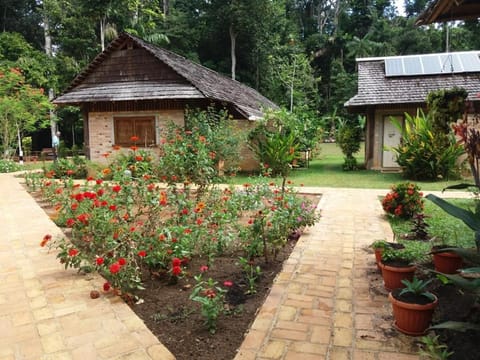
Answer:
384, 52, 480, 77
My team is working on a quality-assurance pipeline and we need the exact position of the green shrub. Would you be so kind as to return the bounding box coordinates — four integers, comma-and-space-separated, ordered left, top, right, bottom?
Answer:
390, 111, 464, 180
0, 159, 22, 173
336, 118, 362, 171
382, 182, 424, 219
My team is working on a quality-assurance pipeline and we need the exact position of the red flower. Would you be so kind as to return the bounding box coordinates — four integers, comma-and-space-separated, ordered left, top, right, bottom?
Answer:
77, 213, 89, 225
118, 258, 127, 266
103, 282, 111, 291
138, 250, 147, 257
181, 208, 189, 215
172, 258, 182, 267
68, 248, 79, 257
130, 135, 139, 142
135, 155, 143, 161
172, 266, 182, 276
109, 205, 117, 211
66, 169, 75, 176
66, 218, 75, 227
200, 265, 209, 273
112, 185, 121, 193
74, 193, 84, 202
109, 263, 121, 274
130, 146, 138, 151
96, 257, 104, 265
223, 281, 233, 287
96, 179, 103, 185
40, 234, 52, 247
196, 218, 203, 225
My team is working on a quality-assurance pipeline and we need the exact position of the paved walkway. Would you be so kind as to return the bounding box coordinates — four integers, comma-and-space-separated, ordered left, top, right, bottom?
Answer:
0, 173, 174, 360
4, 173, 463, 359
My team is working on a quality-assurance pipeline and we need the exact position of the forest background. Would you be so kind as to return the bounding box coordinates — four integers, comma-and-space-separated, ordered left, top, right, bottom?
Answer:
1, 0, 480, 152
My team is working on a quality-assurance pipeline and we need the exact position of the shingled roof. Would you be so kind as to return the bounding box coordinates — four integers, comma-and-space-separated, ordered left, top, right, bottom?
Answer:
345, 53, 480, 110
416, 0, 480, 25
54, 32, 278, 119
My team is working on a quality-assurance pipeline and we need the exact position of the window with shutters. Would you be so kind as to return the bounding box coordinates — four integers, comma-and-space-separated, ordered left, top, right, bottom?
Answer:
114, 116, 156, 146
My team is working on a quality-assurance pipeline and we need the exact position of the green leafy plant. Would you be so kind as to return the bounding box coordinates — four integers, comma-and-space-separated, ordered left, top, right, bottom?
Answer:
382, 182, 424, 219
389, 111, 464, 181
399, 277, 436, 302
238, 257, 262, 295
381, 245, 422, 265
336, 118, 362, 171
0, 159, 21, 173
190, 269, 229, 334
418, 335, 454, 360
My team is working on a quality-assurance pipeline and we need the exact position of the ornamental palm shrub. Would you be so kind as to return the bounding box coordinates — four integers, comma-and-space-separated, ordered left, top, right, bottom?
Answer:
390, 111, 464, 181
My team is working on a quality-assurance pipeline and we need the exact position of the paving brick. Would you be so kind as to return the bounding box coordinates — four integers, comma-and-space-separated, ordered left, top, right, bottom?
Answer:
271, 328, 308, 341
260, 340, 286, 359
239, 329, 266, 350
310, 325, 331, 344
333, 327, 353, 347
352, 350, 377, 360
329, 346, 351, 360
334, 312, 353, 328
285, 351, 325, 360
290, 341, 327, 355
41, 332, 66, 353
278, 305, 297, 321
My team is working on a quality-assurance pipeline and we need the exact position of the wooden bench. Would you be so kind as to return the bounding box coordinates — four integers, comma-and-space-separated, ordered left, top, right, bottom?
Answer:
41, 148, 55, 160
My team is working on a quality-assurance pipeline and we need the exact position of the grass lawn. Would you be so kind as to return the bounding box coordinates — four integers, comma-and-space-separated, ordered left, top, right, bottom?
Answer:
389, 199, 476, 250
229, 142, 473, 191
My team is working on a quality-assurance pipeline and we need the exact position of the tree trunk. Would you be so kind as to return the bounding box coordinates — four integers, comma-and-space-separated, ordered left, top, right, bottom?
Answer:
229, 24, 237, 80
42, 10, 56, 139
163, 0, 169, 16
100, 17, 106, 51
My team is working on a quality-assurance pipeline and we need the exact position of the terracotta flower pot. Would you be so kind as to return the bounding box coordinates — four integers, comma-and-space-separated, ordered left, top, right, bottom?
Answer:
388, 291, 438, 336
374, 248, 383, 269
432, 251, 463, 274
379, 262, 416, 291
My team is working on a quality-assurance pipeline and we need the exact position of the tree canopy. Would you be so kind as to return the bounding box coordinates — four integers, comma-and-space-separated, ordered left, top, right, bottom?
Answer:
1, 0, 479, 153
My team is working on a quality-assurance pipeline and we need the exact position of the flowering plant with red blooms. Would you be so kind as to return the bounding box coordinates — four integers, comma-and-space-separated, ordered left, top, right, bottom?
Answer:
31, 136, 320, 300
382, 182, 424, 219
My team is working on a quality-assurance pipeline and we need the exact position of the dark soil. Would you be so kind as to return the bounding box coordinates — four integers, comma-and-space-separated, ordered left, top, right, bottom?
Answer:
132, 245, 297, 360
431, 283, 480, 360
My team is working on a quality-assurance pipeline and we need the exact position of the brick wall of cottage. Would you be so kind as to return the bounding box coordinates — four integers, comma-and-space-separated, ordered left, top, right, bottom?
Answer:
87, 110, 184, 163
87, 110, 259, 171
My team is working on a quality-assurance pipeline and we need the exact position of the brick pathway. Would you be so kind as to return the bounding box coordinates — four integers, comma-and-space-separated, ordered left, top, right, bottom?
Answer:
234, 187, 419, 360
4, 173, 452, 359
0, 173, 174, 360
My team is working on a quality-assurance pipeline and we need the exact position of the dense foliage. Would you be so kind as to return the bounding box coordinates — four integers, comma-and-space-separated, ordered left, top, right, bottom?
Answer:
2, 0, 480, 153
390, 111, 464, 181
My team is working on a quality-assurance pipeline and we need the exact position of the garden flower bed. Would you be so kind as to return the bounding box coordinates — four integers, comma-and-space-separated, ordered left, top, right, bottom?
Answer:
27, 169, 320, 360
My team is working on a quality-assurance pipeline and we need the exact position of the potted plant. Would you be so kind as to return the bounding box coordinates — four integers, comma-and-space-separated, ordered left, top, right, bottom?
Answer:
379, 246, 417, 291
389, 277, 438, 336
430, 237, 463, 274
370, 240, 404, 269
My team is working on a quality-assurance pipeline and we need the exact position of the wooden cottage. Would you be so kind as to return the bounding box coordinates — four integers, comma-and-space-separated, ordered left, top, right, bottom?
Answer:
345, 51, 480, 171
53, 32, 278, 170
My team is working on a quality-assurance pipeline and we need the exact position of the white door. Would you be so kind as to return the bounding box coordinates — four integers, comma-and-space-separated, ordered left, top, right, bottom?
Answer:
382, 116, 402, 168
